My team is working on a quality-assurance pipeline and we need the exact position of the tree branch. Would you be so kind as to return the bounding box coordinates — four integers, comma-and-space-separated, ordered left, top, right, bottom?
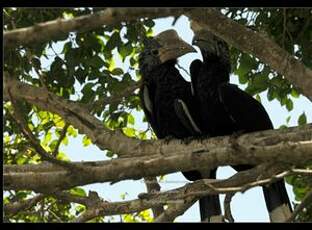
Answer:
187, 8, 312, 101
4, 8, 184, 49
4, 8, 312, 101
143, 177, 164, 218
154, 198, 196, 222
4, 194, 45, 217
4, 124, 312, 192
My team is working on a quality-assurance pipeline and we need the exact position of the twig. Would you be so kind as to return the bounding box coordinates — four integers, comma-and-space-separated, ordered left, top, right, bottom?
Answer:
7, 88, 87, 174
52, 123, 70, 157
154, 198, 196, 222
224, 192, 235, 223
143, 177, 164, 218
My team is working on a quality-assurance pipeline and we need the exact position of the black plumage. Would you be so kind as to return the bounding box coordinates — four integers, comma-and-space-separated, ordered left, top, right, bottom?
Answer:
139, 30, 217, 221
139, 30, 201, 140
190, 27, 292, 222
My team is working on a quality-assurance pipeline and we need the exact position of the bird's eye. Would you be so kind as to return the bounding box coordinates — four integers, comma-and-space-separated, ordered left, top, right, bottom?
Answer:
151, 49, 159, 56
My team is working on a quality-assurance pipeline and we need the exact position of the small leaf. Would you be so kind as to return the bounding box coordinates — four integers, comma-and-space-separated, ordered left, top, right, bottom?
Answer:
298, 112, 307, 126
285, 98, 294, 111
56, 152, 70, 161
291, 88, 300, 98
70, 187, 87, 197
127, 114, 135, 125
143, 19, 155, 28
82, 135, 92, 147
255, 94, 261, 103
111, 68, 124, 76
286, 116, 291, 124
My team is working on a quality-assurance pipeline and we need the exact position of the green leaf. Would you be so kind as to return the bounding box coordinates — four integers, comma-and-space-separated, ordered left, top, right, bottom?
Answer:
118, 42, 133, 61
82, 135, 92, 147
70, 187, 87, 197
56, 152, 70, 161
111, 68, 124, 76
291, 88, 300, 98
298, 112, 307, 126
81, 83, 95, 103
143, 19, 155, 28
32, 57, 41, 70
42, 131, 52, 147
255, 94, 261, 103
285, 98, 294, 111
279, 125, 288, 129
286, 116, 291, 124
88, 55, 104, 68
67, 126, 78, 137
105, 32, 121, 51
122, 127, 136, 137
127, 114, 135, 125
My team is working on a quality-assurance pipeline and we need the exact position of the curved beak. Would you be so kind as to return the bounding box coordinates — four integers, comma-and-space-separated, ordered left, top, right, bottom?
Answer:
154, 30, 197, 63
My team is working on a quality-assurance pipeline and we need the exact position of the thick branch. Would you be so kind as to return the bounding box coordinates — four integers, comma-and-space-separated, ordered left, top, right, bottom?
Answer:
51, 164, 294, 222
4, 8, 184, 49
4, 74, 143, 156
187, 9, 312, 101
4, 124, 312, 192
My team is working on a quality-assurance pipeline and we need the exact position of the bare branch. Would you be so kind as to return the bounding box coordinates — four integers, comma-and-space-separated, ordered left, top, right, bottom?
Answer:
144, 177, 164, 218
4, 124, 312, 192
52, 123, 70, 157
4, 8, 184, 49
154, 198, 196, 222
224, 192, 235, 223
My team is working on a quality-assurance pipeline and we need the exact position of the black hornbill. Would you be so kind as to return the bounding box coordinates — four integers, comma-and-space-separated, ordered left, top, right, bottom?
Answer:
190, 23, 293, 222
138, 30, 219, 221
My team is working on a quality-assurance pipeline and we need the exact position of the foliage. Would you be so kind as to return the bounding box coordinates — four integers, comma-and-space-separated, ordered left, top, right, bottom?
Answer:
3, 7, 311, 222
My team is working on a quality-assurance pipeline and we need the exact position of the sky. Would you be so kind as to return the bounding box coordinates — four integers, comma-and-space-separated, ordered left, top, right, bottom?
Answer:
37, 14, 312, 222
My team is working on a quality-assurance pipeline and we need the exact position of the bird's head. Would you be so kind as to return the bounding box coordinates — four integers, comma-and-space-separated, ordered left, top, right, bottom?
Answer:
139, 29, 196, 73
191, 21, 231, 73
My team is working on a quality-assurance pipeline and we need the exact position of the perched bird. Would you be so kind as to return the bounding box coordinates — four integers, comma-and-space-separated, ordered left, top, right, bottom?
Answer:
138, 30, 220, 222
190, 23, 293, 222
138, 29, 201, 139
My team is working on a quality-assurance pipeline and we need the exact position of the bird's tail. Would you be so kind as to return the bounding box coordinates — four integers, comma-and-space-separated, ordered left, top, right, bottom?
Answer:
199, 195, 223, 222
262, 179, 292, 222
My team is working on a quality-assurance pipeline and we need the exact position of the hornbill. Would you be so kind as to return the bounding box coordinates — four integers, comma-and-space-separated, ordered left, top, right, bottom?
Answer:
138, 30, 221, 222
190, 24, 293, 222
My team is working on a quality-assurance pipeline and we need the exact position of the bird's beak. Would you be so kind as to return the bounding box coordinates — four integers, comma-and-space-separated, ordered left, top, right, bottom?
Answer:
154, 30, 196, 63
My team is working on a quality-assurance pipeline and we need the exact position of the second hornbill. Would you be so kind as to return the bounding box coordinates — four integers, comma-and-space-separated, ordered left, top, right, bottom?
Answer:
138, 30, 222, 222
190, 22, 293, 222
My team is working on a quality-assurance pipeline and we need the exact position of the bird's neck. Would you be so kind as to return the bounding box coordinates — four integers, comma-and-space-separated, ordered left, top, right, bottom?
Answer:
141, 60, 179, 83
202, 58, 230, 85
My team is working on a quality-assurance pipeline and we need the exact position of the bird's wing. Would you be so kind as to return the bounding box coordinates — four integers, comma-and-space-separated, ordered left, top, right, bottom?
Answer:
217, 83, 273, 131
189, 59, 203, 96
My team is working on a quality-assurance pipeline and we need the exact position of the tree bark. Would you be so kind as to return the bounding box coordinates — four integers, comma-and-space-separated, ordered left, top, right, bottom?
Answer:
4, 124, 312, 192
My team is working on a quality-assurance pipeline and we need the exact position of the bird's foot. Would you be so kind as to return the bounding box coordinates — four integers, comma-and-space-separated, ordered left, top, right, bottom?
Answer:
198, 134, 211, 143
163, 135, 175, 145
181, 136, 195, 145
231, 130, 245, 138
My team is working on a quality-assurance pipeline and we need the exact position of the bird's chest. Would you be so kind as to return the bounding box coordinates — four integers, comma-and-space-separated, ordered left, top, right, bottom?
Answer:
154, 83, 190, 138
